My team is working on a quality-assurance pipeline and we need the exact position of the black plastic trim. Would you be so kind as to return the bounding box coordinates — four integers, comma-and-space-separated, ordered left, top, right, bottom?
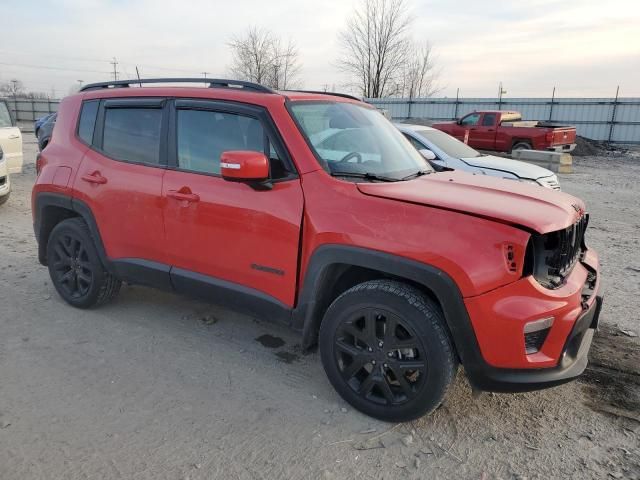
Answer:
111, 259, 172, 291
33, 192, 74, 264
171, 267, 291, 325
293, 245, 475, 357
283, 90, 363, 102
80, 78, 275, 93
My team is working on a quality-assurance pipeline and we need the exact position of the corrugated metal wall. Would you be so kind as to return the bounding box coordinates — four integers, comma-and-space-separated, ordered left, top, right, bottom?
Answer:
366, 97, 640, 143
3, 98, 60, 123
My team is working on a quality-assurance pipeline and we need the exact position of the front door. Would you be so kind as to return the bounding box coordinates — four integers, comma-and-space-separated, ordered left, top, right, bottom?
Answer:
457, 112, 482, 146
162, 100, 304, 307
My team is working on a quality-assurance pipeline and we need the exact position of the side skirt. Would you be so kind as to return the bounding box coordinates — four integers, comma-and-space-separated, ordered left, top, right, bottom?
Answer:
170, 267, 292, 326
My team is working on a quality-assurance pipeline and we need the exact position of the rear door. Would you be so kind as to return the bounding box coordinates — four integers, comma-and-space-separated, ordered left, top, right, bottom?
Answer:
471, 113, 498, 150
0, 100, 23, 173
162, 99, 304, 307
73, 98, 170, 283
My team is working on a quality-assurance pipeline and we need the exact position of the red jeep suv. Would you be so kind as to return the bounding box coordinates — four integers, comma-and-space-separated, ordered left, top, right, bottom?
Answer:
32, 78, 602, 421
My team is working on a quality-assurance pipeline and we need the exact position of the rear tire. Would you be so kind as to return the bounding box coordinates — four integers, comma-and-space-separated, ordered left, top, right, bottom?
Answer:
512, 141, 533, 152
47, 217, 121, 308
319, 280, 458, 422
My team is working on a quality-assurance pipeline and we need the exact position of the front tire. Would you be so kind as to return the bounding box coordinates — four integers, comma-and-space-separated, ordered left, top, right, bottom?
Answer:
319, 280, 458, 422
0, 192, 9, 205
47, 218, 121, 308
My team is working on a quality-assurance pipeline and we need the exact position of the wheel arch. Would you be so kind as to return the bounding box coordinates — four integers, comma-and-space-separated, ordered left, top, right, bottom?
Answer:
293, 245, 481, 366
34, 192, 109, 269
511, 138, 533, 150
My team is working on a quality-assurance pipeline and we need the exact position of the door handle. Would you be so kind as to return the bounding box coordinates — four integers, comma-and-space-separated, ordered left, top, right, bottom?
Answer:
167, 190, 200, 203
81, 172, 107, 184
8, 134, 20, 139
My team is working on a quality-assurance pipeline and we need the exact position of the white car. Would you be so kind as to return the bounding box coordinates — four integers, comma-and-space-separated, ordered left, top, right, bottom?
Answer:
396, 123, 560, 190
0, 99, 24, 204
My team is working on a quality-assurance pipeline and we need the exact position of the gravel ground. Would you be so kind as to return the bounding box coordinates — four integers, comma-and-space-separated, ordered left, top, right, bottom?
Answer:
0, 135, 638, 480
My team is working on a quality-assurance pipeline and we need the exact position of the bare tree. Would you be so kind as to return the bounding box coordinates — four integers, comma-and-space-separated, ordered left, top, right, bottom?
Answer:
337, 0, 412, 98
228, 27, 302, 89
270, 38, 302, 89
0, 79, 49, 99
399, 42, 441, 98
0, 79, 25, 97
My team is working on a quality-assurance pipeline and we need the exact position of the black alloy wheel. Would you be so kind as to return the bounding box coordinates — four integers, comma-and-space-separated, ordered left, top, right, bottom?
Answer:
334, 307, 426, 406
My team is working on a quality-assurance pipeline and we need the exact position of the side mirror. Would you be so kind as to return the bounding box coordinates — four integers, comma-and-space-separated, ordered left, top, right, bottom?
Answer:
419, 149, 436, 161
220, 150, 272, 190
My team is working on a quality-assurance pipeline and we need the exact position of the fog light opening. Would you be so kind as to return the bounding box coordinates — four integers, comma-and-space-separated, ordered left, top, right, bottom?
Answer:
524, 317, 554, 355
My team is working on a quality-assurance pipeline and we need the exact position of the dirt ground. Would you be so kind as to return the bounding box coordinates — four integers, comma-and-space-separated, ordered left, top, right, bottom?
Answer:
0, 135, 638, 480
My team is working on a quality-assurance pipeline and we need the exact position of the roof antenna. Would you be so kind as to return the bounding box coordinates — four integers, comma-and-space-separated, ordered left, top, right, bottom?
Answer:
135, 66, 142, 87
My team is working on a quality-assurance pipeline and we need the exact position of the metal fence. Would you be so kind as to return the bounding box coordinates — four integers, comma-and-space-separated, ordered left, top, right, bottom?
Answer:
4, 95, 640, 144
366, 96, 640, 144
3, 97, 60, 124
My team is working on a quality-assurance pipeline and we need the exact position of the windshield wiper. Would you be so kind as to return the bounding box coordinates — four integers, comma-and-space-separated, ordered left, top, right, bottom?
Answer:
330, 171, 400, 182
401, 170, 432, 181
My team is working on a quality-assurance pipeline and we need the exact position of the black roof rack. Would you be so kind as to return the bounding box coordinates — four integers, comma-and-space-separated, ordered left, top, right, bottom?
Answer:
80, 78, 275, 93
283, 90, 362, 101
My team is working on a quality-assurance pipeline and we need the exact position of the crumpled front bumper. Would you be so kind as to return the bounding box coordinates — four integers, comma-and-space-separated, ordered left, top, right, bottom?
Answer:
462, 249, 601, 392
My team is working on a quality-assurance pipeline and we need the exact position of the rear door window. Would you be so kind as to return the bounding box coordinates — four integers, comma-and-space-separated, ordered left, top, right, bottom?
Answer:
102, 107, 162, 164
482, 113, 496, 126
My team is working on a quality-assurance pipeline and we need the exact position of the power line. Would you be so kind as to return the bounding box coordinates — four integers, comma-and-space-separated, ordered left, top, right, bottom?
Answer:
0, 61, 110, 74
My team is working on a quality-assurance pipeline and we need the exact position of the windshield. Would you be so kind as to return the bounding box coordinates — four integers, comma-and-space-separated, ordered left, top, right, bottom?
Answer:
290, 102, 432, 180
418, 129, 481, 159
0, 102, 13, 128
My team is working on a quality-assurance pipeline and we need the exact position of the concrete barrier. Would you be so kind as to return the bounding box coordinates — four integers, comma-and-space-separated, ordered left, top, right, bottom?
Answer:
511, 150, 573, 174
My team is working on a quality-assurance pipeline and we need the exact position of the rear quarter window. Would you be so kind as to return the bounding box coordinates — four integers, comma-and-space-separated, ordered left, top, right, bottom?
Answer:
77, 100, 99, 144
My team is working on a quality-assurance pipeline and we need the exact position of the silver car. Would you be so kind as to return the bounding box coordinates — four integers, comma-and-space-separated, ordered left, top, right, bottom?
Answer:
396, 123, 560, 190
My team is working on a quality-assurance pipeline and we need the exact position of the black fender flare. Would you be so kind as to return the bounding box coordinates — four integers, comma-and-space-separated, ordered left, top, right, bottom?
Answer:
33, 192, 111, 271
292, 244, 483, 368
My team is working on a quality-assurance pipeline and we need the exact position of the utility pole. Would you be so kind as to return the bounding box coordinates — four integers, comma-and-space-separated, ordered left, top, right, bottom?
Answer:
498, 82, 507, 110
77, 80, 84, 89
110, 57, 119, 81
202, 72, 209, 86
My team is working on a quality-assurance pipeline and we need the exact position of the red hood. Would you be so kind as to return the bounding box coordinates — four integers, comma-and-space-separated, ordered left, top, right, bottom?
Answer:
357, 171, 585, 234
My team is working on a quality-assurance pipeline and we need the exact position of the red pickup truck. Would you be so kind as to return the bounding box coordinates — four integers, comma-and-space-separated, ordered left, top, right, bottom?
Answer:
432, 111, 577, 153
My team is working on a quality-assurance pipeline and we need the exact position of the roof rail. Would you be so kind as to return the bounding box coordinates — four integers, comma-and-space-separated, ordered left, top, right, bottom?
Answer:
284, 90, 362, 101
80, 78, 275, 93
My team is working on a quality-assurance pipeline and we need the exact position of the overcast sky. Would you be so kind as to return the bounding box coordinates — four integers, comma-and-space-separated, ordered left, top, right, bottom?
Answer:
2, 0, 639, 98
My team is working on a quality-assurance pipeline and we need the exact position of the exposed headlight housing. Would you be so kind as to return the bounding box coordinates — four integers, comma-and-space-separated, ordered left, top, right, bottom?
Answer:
521, 178, 539, 186
536, 175, 561, 190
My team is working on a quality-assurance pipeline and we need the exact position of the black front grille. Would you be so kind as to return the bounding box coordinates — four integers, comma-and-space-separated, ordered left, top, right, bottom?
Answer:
0, 176, 5, 186
530, 214, 588, 289
525, 327, 551, 354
